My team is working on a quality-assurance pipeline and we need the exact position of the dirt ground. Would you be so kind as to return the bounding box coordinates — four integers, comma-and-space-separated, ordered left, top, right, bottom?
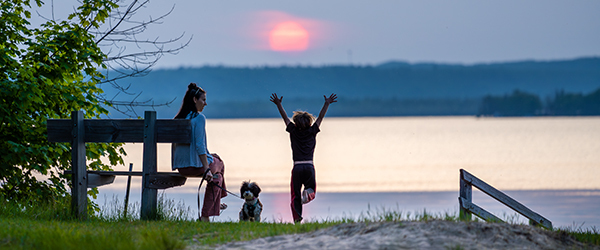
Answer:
196, 220, 597, 250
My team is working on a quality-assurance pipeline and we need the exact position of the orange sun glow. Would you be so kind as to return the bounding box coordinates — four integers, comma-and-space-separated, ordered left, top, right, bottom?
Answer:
269, 22, 309, 52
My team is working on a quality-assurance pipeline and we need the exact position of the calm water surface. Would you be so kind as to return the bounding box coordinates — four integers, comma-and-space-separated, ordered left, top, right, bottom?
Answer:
97, 116, 600, 227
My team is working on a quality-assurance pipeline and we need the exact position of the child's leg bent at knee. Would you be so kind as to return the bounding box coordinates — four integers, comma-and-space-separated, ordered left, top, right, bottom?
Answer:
302, 165, 316, 204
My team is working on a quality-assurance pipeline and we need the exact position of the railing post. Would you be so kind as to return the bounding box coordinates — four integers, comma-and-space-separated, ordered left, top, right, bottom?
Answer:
141, 111, 158, 220
459, 169, 472, 221
71, 111, 87, 219
123, 163, 134, 217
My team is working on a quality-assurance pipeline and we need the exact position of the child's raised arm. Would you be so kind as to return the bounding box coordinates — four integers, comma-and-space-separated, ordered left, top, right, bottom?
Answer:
315, 93, 337, 127
270, 93, 291, 126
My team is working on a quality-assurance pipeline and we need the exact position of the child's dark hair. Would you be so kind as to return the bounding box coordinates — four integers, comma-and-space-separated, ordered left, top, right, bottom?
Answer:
174, 83, 206, 119
292, 111, 315, 130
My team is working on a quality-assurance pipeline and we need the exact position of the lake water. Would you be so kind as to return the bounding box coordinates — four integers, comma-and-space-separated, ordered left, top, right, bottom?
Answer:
96, 116, 600, 228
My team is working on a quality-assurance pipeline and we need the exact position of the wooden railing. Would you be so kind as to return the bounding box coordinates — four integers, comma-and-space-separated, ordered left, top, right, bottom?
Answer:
47, 111, 193, 220
459, 169, 552, 229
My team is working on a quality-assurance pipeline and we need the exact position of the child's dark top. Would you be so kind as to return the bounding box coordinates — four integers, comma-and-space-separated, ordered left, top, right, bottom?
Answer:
286, 123, 320, 161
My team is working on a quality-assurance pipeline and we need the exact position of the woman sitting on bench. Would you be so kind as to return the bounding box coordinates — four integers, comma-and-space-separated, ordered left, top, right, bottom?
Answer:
172, 83, 227, 222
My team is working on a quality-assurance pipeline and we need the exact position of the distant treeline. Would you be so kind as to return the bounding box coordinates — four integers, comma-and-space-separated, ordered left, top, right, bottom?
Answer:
102, 57, 600, 118
203, 98, 480, 118
479, 88, 600, 116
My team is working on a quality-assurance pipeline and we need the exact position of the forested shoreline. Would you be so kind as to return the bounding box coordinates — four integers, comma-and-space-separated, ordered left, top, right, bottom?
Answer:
479, 88, 600, 117
103, 57, 600, 118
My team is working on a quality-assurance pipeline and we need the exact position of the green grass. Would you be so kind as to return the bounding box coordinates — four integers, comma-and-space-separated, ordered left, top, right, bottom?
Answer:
0, 194, 337, 249
556, 224, 600, 246
0, 217, 337, 250
2, 196, 599, 249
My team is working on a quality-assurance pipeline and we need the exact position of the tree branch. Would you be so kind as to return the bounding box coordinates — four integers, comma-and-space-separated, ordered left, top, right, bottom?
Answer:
88, 0, 191, 117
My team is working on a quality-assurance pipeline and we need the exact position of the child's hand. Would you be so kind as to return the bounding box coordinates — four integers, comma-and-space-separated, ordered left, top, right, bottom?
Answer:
324, 93, 337, 104
271, 93, 291, 125
270, 93, 283, 105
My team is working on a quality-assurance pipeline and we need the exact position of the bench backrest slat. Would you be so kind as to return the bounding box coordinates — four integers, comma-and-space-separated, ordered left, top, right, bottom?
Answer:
47, 119, 191, 143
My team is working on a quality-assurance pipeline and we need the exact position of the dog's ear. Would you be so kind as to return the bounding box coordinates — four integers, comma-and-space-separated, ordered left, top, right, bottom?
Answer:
240, 181, 249, 194
251, 182, 261, 197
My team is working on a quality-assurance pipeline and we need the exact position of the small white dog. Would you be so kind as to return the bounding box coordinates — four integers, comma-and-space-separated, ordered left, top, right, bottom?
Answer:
239, 181, 262, 222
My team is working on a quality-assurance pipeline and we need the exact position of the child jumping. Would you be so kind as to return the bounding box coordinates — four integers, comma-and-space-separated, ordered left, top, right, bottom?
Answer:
270, 93, 337, 223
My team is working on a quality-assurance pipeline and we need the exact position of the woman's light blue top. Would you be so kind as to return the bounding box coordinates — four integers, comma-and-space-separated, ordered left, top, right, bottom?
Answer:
171, 111, 214, 170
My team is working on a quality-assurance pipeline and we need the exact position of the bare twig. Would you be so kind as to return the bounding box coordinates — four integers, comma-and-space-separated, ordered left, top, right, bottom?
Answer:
89, 0, 191, 117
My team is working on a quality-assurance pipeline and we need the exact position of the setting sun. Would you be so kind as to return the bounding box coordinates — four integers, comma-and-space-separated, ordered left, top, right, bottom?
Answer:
269, 22, 309, 52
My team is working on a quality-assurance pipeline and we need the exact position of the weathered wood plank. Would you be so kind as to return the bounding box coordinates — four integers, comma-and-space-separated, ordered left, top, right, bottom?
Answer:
156, 120, 191, 143
47, 119, 191, 143
461, 169, 552, 229
124, 163, 134, 216
147, 174, 187, 189
67, 172, 185, 189
459, 170, 473, 221
141, 111, 158, 220
459, 197, 504, 223
64, 170, 198, 177
87, 173, 115, 188
47, 119, 71, 142
71, 111, 87, 219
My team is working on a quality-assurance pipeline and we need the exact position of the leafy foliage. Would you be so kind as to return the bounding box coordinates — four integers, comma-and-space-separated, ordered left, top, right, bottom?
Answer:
0, 0, 124, 202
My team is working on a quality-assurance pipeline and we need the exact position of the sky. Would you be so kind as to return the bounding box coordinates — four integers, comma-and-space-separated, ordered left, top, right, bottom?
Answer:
35, 0, 600, 68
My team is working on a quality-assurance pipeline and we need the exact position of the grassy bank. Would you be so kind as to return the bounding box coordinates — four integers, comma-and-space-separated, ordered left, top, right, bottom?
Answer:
1, 196, 598, 249
1, 217, 337, 250
0, 195, 339, 249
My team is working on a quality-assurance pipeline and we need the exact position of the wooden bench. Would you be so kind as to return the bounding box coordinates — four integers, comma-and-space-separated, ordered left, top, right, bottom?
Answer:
47, 110, 194, 220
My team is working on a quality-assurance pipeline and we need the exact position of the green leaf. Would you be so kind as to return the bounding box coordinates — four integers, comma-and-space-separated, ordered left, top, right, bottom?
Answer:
0, 0, 124, 203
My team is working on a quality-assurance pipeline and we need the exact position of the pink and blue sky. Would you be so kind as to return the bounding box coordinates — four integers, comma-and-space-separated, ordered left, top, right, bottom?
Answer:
35, 0, 600, 68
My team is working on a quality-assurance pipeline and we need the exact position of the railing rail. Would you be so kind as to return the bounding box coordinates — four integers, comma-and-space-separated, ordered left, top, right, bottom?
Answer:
459, 169, 552, 229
